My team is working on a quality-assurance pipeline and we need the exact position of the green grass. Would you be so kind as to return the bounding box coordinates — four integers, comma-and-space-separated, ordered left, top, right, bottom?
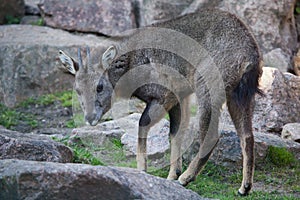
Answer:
30, 18, 44, 26
149, 160, 300, 199
18, 90, 73, 108
53, 136, 104, 166
267, 146, 297, 167
52, 131, 299, 199
52, 136, 131, 167
0, 104, 37, 129
72, 145, 104, 166
0, 91, 74, 130
65, 119, 76, 128
111, 138, 124, 149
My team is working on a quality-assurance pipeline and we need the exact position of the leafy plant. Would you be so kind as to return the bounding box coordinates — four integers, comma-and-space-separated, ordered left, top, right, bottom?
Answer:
0, 103, 37, 129
111, 138, 124, 149
65, 119, 76, 128
5, 15, 20, 24
31, 18, 44, 26
296, 1, 300, 14
0, 104, 18, 128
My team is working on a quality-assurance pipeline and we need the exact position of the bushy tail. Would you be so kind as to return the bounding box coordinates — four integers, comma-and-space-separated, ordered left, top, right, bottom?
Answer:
232, 61, 264, 108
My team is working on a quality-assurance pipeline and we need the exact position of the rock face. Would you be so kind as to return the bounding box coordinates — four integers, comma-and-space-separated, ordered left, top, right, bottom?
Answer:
183, 0, 298, 72
0, 159, 204, 200
282, 123, 300, 142
0, 127, 73, 163
0, 25, 106, 107
39, 0, 137, 36
0, 0, 25, 24
24, 0, 40, 15
138, 0, 193, 26
254, 67, 300, 133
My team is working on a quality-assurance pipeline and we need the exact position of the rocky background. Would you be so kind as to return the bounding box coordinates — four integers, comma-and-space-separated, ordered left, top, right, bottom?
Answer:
0, 0, 300, 199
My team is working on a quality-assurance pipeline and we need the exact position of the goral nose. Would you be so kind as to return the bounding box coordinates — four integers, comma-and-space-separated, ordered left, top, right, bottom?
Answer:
85, 113, 97, 126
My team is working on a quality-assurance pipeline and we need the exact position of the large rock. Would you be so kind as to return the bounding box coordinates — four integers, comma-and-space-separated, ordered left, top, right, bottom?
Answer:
0, 159, 205, 200
282, 123, 300, 143
39, 0, 137, 36
220, 67, 300, 133
254, 67, 300, 133
183, 0, 298, 73
0, 0, 25, 24
0, 25, 105, 107
185, 125, 300, 168
0, 127, 73, 163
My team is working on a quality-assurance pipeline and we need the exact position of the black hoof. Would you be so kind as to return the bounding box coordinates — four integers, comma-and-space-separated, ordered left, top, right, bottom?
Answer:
238, 184, 252, 196
176, 169, 182, 177
238, 190, 248, 196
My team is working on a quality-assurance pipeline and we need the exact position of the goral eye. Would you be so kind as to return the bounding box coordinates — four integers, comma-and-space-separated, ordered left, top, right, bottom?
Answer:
96, 84, 103, 93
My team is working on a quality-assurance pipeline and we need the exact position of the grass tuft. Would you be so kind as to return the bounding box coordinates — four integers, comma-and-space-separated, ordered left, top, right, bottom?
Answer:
267, 146, 296, 167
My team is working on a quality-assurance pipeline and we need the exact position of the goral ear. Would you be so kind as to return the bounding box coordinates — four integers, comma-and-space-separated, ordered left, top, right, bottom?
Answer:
58, 50, 79, 75
102, 45, 117, 70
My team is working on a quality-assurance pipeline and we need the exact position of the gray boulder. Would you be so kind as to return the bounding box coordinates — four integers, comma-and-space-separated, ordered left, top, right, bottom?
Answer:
39, 0, 137, 36
0, 25, 106, 107
0, 159, 205, 200
0, 127, 73, 163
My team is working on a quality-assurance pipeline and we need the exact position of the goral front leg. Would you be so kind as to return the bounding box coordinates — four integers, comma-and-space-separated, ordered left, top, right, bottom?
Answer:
137, 100, 167, 171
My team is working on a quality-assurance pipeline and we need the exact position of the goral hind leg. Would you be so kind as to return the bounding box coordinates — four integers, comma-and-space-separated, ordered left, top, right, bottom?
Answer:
227, 98, 255, 196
